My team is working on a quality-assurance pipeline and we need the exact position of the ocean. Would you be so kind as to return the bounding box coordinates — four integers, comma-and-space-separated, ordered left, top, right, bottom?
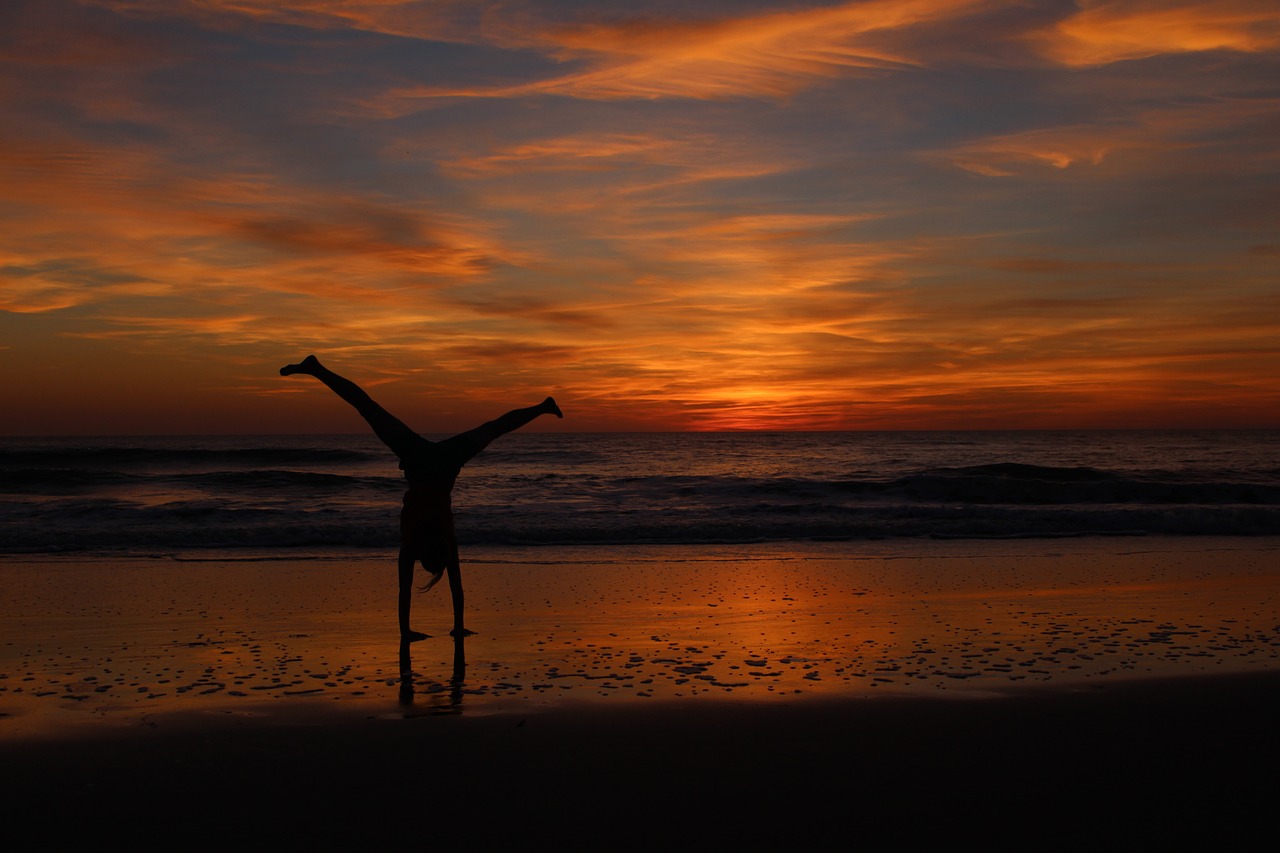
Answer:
1, 430, 1277, 555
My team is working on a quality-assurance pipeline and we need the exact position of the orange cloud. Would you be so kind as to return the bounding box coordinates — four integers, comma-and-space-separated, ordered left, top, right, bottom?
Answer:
1036, 0, 1280, 67
0, 116, 515, 321
372, 0, 996, 109
932, 96, 1276, 176
80, 0, 474, 42
437, 132, 787, 185
933, 122, 1171, 175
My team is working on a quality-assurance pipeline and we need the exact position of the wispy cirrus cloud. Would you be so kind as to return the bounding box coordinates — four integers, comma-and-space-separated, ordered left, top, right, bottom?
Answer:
1034, 0, 1280, 67
932, 120, 1178, 176
438, 132, 790, 184
372, 0, 998, 109
930, 95, 1279, 176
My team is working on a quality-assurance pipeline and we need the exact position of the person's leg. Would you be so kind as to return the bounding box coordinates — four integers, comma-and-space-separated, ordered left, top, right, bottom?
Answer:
444, 397, 563, 461
281, 355, 422, 456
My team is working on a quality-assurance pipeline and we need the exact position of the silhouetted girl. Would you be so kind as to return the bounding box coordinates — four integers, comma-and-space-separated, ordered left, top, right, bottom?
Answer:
280, 355, 562, 640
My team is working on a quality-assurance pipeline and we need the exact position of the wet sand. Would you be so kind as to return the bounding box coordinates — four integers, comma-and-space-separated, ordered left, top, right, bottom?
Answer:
3, 537, 1278, 843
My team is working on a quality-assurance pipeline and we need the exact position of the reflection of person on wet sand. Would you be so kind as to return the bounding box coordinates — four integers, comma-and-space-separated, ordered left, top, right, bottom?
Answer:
400, 634, 467, 712
280, 355, 562, 640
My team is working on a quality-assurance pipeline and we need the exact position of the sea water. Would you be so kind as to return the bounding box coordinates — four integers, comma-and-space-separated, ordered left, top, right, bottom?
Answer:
1, 430, 1277, 555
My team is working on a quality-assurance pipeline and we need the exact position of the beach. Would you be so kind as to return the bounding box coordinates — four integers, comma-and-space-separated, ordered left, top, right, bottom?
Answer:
7, 0, 1279, 841
4, 536, 1278, 843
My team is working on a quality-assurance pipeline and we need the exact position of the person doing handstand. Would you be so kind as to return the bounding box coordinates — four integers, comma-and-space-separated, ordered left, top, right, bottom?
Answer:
280, 355, 562, 641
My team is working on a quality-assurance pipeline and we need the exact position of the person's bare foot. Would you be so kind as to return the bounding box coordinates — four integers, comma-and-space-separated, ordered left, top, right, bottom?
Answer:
402, 630, 430, 643
543, 396, 563, 418
280, 354, 321, 376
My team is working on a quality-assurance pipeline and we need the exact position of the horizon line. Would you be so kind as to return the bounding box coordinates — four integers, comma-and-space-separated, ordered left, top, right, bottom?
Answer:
4, 426, 1278, 440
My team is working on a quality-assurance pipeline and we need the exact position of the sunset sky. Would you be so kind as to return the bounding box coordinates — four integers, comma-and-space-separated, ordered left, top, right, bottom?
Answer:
2, 0, 1278, 434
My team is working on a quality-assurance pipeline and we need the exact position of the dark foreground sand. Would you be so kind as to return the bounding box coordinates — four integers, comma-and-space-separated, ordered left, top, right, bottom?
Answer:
3, 538, 1278, 845
4, 673, 1278, 847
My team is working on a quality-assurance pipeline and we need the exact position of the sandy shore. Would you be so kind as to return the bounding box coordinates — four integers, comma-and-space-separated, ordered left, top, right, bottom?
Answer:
3, 537, 1278, 843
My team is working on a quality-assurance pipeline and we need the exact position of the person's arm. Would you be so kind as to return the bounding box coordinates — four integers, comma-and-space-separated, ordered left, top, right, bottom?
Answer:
446, 558, 473, 636
398, 547, 428, 642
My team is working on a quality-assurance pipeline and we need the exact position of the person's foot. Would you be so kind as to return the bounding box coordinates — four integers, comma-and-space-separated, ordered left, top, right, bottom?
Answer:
280, 354, 321, 376
450, 627, 475, 637
402, 630, 430, 643
543, 396, 563, 418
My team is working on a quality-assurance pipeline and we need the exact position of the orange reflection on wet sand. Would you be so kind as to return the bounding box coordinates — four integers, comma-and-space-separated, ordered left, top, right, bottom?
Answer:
3, 538, 1278, 736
